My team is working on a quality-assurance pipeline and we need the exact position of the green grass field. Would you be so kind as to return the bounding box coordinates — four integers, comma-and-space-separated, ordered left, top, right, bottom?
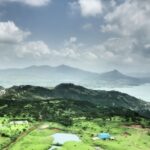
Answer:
10, 128, 54, 150
0, 117, 150, 150
0, 117, 31, 149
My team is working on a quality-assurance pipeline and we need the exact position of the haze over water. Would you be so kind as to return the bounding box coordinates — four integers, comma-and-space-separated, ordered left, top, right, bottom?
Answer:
100, 84, 150, 102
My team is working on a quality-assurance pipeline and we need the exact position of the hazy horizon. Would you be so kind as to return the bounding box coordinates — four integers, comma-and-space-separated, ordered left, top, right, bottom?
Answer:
0, 0, 150, 73
0, 0, 150, 101
0, 64, 149, 76
0, 1, 150, 149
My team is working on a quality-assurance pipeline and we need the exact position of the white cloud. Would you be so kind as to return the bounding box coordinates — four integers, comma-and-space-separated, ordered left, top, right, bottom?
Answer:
101, 24, 119, 33
124, 57, 133, 64
79, 0, 103, 17
70, 0, 103, 17
84, 52, 98, 60
69, 1, 80, 16
55, 35, 141, 71
87, 37, 138, 68
0, 21, 30, 43
15, 41, 50, 58
0, 0, 51, 7
102, 37, 137, 53
62, 37, 83, 59
98, 0, 150, 70
145, 44, 150, 49
102, 0, 150, 36
62, 47, 80, 59
0, 21, 51, 61
110, 0, 116, 7
64, 36, 83, 48
69, 37, 77, 43
82, 23, 93, 30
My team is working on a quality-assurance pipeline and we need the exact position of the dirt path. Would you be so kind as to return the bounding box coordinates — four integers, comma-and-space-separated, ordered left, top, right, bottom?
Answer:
3, 123, 42, 150
124, 125, 150, 132
38, 123, 49, 130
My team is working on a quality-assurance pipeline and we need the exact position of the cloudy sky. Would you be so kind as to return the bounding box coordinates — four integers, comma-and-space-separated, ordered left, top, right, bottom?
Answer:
0, 0, 150, 73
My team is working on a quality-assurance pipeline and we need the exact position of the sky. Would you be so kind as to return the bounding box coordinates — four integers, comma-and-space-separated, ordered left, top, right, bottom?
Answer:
0, 0, 150, 73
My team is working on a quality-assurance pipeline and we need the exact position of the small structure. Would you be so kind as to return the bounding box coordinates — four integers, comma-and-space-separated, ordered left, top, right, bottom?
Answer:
9, 120, 28, 125
98, 133, 111, 140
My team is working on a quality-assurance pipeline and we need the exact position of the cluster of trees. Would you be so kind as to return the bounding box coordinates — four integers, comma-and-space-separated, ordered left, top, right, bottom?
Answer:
0, 99, 92, 126
0, 98, 149, 127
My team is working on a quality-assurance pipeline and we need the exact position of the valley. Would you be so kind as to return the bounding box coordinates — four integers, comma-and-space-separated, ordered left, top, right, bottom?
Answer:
0, 83, 150, 150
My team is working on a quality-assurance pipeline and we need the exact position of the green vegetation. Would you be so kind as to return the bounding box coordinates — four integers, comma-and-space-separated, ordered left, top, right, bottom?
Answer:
0, 117, 31, 149
61, 142, 94, 150
10, 127, 54, 150
71, 118, 150, 150
1, 118, 149, 150
0, 84, 150, 150
1, 84, 150, 119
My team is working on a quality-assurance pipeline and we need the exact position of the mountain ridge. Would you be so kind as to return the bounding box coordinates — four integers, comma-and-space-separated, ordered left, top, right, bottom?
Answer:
0, 65, 149, 87
0, 83, 150, 119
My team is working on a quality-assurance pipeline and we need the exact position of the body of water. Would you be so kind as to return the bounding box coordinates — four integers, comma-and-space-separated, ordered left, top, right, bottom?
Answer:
99, 84, 150, 102
52, 133, 80, 145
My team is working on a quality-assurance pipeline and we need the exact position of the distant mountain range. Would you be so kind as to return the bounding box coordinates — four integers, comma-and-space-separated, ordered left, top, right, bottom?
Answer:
0, 65, 149, 87
129, 72, 150, 78
0, 83, 150, 119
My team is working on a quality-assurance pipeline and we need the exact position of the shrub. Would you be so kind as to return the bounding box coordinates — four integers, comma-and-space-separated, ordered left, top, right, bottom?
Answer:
147, 131, 150, 136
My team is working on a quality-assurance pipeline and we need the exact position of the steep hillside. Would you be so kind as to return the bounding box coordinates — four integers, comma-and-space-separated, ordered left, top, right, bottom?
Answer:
51, 84, 150, 116
1, 85, 52, 100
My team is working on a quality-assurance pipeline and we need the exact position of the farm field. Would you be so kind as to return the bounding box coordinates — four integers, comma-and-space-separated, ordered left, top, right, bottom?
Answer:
1, 117, 150, 150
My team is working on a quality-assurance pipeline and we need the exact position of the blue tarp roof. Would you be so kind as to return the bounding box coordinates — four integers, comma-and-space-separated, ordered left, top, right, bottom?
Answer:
98, 133, 111, 139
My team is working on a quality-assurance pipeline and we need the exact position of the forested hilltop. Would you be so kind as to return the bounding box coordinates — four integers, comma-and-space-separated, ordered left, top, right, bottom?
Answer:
0, 83, 150, 122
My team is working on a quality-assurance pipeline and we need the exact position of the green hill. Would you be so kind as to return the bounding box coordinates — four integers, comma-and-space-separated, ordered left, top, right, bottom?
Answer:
0, 83, 150, 119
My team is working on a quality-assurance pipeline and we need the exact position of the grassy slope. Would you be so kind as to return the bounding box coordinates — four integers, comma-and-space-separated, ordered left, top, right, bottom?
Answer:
71, 119, 150, 150
0, 137, 10, 150
9, 122, 94, 150
6, 118, 150, 150
61, 142, 94, 150
0, 117, 31, 150
10, 128, 54, 150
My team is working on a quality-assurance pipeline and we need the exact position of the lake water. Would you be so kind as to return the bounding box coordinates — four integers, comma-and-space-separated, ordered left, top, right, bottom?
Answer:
98, 84, 150, 102
1, 80, 150, 102
52, 133, 80, 145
